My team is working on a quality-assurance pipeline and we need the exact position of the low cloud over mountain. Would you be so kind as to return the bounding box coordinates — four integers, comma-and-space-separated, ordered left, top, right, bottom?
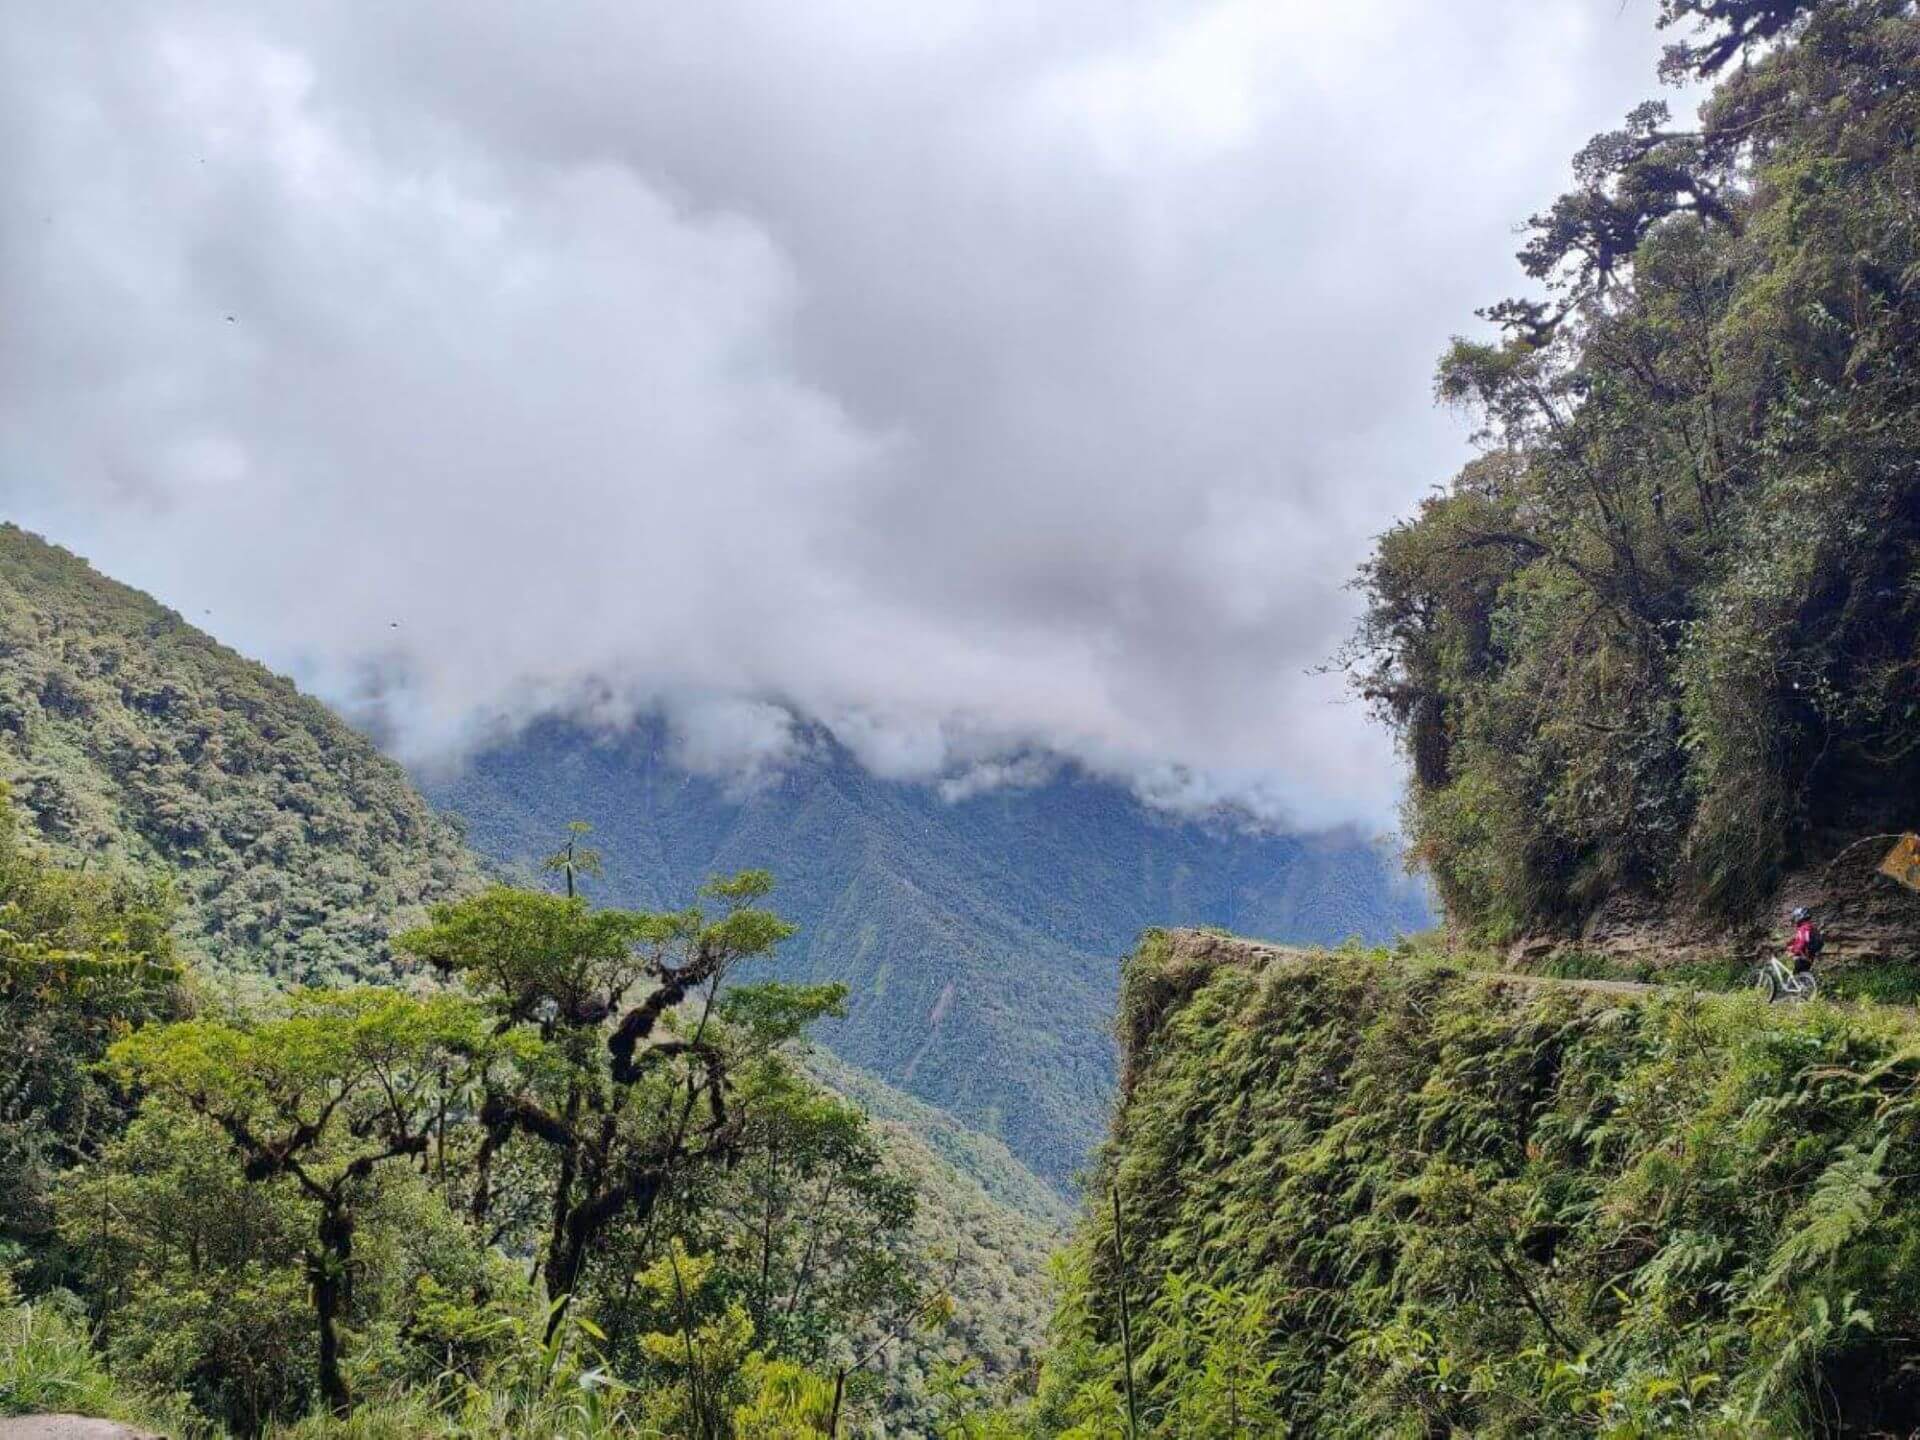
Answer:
2, 1, 1672, 827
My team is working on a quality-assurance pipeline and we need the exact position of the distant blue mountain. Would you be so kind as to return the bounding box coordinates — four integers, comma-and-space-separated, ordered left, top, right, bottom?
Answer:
418, 717, 1429, 1187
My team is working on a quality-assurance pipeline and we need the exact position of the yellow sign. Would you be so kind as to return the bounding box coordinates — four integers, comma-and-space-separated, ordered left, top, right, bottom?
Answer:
1879, 834, 1920, 893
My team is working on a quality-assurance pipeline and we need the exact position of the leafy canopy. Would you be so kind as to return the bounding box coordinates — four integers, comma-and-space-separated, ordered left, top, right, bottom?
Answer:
1350, 0, 1920, 936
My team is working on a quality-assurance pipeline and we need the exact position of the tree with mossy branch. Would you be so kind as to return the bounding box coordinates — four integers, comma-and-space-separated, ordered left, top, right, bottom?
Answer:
397, 867, 807, 1342
107, 988, 488, 1415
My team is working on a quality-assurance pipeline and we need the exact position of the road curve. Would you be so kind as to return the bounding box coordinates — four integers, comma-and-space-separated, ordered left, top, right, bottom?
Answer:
1160, 930, 1659, 997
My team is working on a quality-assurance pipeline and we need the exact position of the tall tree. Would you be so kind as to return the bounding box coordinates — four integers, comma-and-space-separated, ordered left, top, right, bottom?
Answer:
1351, 0, 1920, 936
108, 989, 485, 1414
398, 867, 798, 1338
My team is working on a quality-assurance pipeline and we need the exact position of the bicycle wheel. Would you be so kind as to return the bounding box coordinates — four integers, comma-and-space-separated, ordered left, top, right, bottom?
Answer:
1749, 965, 1780, 1003
1794, 973, 1819, 1004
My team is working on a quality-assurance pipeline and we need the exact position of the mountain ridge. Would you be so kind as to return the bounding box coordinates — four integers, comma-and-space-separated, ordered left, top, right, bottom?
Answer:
0, 523, 482, 982
421, 714, 1430, 1185
0, 521, 1065, 1402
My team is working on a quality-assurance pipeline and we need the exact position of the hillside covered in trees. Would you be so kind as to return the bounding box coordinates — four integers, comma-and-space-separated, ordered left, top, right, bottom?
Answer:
426, 718, 1427, 1186
0, 533, 1067, 1434
0, 524, 482, 982
0, 778, 1060, 1436
1350, 0, 1920, 957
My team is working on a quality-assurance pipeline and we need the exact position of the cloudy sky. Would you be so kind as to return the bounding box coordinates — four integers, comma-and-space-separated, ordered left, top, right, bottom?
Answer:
1, 2, 1682, 828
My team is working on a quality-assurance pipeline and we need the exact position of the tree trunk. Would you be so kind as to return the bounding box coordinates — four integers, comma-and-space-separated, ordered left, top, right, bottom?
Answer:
543, 1228, 587, 1342
312, 1205, 355, 1416
542, 1167, 667, 1343
538, 1084, 584, 1293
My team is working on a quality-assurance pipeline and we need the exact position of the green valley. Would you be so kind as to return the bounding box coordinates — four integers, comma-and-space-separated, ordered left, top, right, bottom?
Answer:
6, 0, 1920, 1435
422, 719, 1425, 1188
0, 531, 1065, 1435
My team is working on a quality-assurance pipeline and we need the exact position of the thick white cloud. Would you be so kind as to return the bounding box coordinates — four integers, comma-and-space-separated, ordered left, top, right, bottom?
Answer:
1, 1, 1679, 828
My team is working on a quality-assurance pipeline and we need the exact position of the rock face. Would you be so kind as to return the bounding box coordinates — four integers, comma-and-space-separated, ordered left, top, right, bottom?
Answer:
1509, 836, 1920, 973
1780, 836, 1920, 966
0, 1420, 162, 1440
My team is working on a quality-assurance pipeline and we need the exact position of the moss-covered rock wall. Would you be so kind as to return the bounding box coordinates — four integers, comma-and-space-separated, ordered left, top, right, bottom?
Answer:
1034, 930, 1920, 1437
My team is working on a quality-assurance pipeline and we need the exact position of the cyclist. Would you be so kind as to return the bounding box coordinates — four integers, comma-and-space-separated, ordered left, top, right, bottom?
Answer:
1787, 906, 1824, 975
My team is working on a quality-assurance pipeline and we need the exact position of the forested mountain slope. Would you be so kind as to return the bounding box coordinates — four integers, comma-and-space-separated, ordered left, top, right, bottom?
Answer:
805, 1049, 1076, 1234
0, 780, 1059, 1437
1028, 929, 1920, 1436
0, 525, 1064, 1421
1351, 0, 1920, 963
804, 1049, 1069, 1414
0, 525, 481, 982
422, 717, 1429, 1185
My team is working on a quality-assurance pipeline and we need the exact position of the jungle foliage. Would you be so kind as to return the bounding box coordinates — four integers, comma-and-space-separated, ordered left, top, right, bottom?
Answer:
0, 524, 483, 982
0, 812, 1035, 1437
1028, 931, 1920, 1437
1349, 0, 1920, 939
0, 781, 187, 1285
0, 529, 1067, 1433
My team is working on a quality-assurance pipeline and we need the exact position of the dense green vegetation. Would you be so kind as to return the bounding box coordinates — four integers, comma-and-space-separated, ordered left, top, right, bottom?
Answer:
802, 1051, 1074, 1236
1028, 930, 1920, 1436
1349, 0, 1920, 941
0, 783, 187, 1289
0, 524, 483, 982
18, 3, 1920, 1434
427, 716, 1426, 1185
0, 540, 1070, 1434
798, 1050, 1068, 1418
0, 807, 1046, 1436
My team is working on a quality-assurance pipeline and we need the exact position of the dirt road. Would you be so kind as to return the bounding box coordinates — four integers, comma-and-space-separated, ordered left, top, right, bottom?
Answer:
1163, 930, 1660, 997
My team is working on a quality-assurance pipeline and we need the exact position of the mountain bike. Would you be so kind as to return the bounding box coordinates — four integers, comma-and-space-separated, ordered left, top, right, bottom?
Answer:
1750, 954, 1819, 1004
